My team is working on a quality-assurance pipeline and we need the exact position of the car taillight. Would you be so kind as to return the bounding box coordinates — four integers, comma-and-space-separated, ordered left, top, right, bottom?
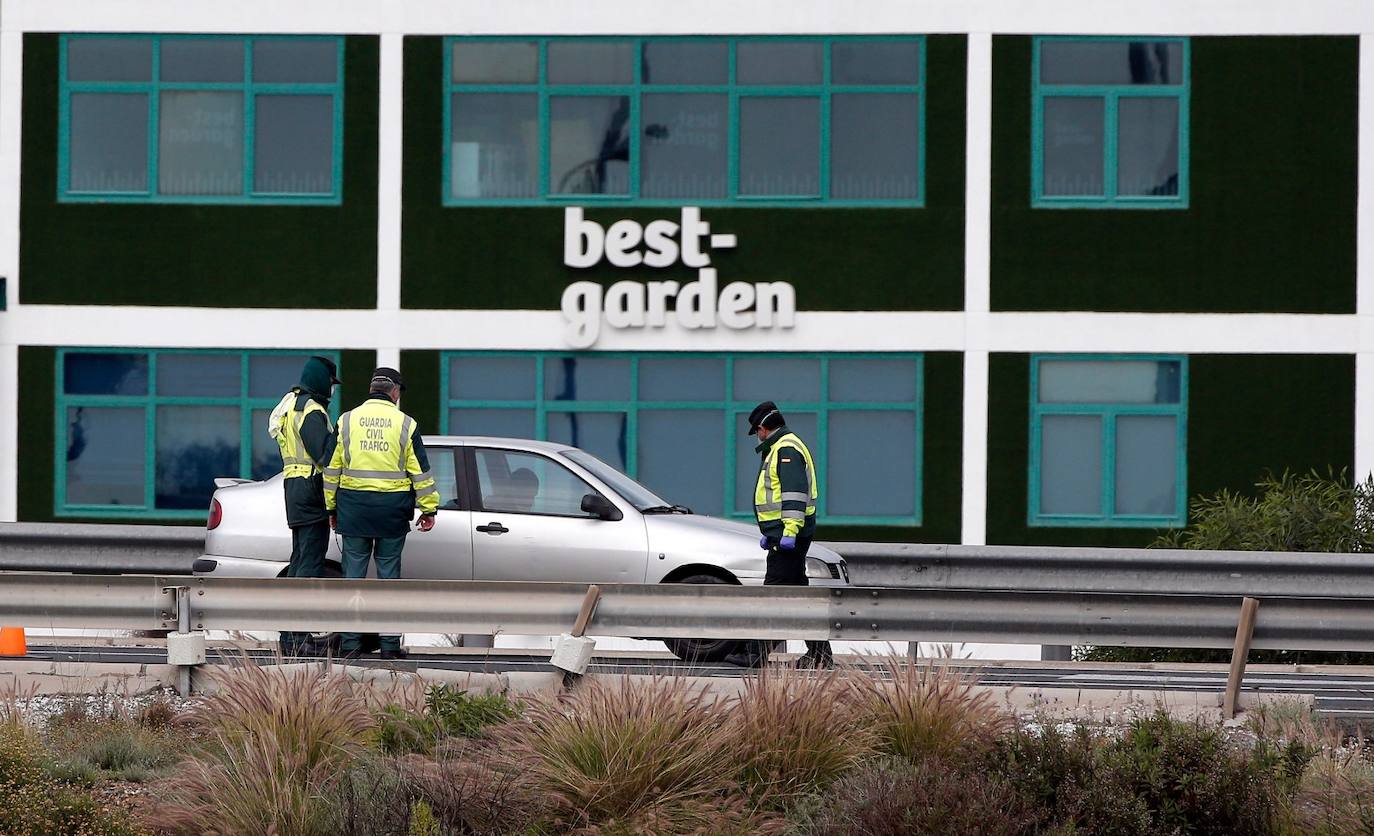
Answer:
207, 498, 223, 530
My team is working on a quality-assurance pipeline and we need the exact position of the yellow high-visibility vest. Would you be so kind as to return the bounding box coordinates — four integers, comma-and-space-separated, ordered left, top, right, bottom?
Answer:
276, 397, 331, 480
323, 399, 439, 515
754, 432, 817, 535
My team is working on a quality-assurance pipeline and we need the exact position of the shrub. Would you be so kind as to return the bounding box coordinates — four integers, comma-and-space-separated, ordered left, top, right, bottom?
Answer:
1286, 747, 1374, 834
808, 757, 1038, 836
728, 666, 879, 809
148, 661, 375, 834
323, 753, 419, 836
491, 676, 777, 834
846, 656, 1010, 766
376, 684, 521, 755
403, 749, 551, 835
44, 716, 187, 784
0, 724, 139, 836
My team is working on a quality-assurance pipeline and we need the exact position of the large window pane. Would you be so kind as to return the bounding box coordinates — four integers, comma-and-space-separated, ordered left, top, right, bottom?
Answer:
733, 356, 821, 402
255, 94, 333, 194
1118, 97, 1180, 197
449, 356, 537, 401
67, 38, 152, 82
549, 96, 630, 195
829, 411, 916, 516
157, 354, 239, 397
735, 412, 816, 513
64, 353, 149, 396
248, 354, 311, 398
1040, 360, 1181, 404
160, 38, 244, 83
66, 407, 145, 506
829, 357, 918, 402
639, 356, 724, 401
69, 94, 149, 192
452, 41, 538, 84
158, 90, 243, 195
739, 97, 819, 196
830, 93, 919, 200
251, 407, 280, 480
831, 41, 920, 84
1040, 414, 1102, 515
449, 408, 536, 439
548, 41, 633, 84
1115, 415, 1178, 515
638, 411, 724, 515
156, 405, 239, 509
546, 356, 631, 401
253, 39, 337, 83
642, 41, 727, 85
641, 94, 728, 199
546, 412, 628, 472
1042, 97, 1104, 197
736, 41, 822, 85
450, 93, 539, 199
1041, 40, 1184, 86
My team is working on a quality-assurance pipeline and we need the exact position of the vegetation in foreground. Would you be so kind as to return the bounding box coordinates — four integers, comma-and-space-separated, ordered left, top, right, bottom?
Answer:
5, 657, 1374, 835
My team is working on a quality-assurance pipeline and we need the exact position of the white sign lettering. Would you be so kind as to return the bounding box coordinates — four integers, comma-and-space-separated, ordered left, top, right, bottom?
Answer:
560, 207, 794, 348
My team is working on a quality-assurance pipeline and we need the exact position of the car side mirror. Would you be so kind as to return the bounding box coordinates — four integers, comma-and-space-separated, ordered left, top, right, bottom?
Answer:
581, 493, 622, 521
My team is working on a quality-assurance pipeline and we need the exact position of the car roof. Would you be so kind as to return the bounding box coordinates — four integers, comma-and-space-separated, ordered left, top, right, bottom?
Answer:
421, 435, 576, 455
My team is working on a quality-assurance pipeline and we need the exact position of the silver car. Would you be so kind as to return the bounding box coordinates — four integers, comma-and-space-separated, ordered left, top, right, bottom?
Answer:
195, 436, 849, 661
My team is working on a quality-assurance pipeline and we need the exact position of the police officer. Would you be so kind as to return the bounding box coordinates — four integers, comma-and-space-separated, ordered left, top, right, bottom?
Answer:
725, 401, 834, 669
323, 367, 439, 660
270, 355, 340, 657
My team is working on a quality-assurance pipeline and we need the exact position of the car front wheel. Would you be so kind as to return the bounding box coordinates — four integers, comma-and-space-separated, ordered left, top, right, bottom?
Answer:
661, 573, 742, 663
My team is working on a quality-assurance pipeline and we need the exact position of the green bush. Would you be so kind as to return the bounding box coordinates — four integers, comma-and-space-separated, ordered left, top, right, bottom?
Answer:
1080, 469, 1374, 664
0, 724, 139, 836
43, 716, 187, 784
376, 685, 521, 756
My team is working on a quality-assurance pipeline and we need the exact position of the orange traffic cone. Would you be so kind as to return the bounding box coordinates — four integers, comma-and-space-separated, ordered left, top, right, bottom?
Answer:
0, 627, 26, 657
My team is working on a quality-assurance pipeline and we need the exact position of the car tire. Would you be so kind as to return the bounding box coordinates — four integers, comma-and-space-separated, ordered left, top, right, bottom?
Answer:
662, 573, 742, 663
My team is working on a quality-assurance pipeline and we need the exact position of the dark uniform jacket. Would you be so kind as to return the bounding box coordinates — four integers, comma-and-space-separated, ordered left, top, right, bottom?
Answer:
755, 425, 818, 541
283, 359, 337, 528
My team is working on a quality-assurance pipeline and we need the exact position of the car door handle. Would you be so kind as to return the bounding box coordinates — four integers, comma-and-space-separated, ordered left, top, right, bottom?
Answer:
475, 522, 508, 535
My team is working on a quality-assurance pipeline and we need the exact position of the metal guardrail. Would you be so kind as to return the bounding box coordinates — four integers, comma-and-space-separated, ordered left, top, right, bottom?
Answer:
3, 573, 1374, 653
833, 542, 1374, 598
0, 523, 202, 575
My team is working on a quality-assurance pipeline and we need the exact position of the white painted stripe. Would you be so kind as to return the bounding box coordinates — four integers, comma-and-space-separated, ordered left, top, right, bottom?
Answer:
5, 0, 1374, 36
0, 26, 23, 522
961, 33, 992, 546
376, 32, 402, 316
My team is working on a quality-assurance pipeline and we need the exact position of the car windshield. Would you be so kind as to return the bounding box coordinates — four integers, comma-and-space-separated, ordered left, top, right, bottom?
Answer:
563, 450, 674, 511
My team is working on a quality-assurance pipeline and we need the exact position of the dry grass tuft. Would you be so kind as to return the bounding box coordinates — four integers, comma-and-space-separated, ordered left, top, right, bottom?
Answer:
148, 660, 375, 834
846, 655, 1011, 765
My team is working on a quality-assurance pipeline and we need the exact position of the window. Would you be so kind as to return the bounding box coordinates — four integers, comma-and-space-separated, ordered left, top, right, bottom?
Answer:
443, 37, 924, 206
473, 448, 601, 517
59, 35, 344, 203
56, 349, 340, 518
443, 352, 923, 525
1029, 355, 1187, 526
1032, 37, 1188, 208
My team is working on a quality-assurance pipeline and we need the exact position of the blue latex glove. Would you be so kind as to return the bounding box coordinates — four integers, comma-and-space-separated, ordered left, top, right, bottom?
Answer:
779, 535, 796, 550
759, 536, 770, 549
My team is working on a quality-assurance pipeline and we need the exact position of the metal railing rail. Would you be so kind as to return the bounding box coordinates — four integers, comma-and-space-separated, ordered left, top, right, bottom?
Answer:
0, 523, 202, 575
2, 573, 1372, 653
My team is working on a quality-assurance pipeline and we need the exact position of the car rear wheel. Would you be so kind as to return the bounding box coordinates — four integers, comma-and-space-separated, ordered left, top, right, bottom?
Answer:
661, 573, 742, 663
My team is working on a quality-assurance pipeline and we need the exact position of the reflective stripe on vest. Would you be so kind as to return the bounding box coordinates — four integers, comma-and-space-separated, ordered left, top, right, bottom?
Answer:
754, 433, 818, 521
336, 400, 417, 493
280, 398, 331, 480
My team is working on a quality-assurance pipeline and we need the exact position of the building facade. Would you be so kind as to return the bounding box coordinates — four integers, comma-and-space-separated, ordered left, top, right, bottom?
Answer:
0, 1, 1369, 547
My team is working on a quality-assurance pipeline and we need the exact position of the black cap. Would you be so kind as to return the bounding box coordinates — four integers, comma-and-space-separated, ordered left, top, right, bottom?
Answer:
313, 355, 342, 385
370, 366, 406, 391
747, 400, 783, 436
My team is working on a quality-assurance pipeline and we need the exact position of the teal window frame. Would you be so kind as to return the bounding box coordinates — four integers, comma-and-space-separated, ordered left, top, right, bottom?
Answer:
442, 36, 926, 207
1028, 353, 1188, 528
441, 351, 924, 526
1031, 36, 1190, 209
54, 348, 341, 519
58, 34, 345, 204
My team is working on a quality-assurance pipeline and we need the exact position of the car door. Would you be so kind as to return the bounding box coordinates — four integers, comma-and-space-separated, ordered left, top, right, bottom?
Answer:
468, 446, 648, 584
395, 444, 474, 580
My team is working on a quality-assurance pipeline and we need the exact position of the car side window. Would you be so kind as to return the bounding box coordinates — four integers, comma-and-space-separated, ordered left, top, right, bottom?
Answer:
473, 448, 597, 517
429, 448, 461, 510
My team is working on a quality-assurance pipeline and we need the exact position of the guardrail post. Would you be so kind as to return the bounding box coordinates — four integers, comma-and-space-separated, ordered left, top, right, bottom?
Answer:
164, 586, 206, 698
1223, 597, 1261, 719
